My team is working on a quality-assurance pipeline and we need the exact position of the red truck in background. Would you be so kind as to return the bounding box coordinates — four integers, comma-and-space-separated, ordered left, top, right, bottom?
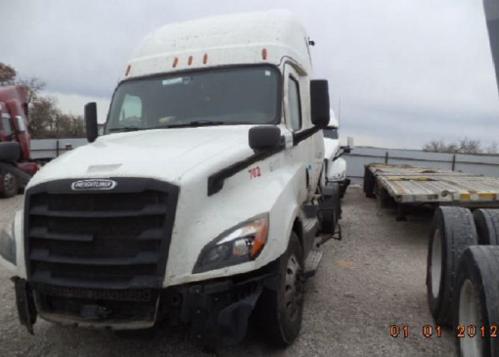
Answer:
0, 85, 38, 197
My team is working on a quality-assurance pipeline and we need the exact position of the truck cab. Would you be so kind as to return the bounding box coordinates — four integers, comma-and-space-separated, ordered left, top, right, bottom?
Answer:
323, 112, 351, 198
0, 11, 339, 347
0, 86, 38, 197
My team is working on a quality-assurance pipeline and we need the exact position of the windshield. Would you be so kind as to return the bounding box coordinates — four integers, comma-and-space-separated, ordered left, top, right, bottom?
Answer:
323, 127, 338, 139
106, 65, 280, 133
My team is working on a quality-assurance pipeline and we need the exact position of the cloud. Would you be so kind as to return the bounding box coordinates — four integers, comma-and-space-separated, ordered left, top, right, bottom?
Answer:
1, 0, 498, 148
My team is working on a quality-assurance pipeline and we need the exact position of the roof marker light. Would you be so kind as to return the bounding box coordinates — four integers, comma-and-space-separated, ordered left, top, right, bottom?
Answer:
262, 48, 268, 60
203, 53, 208, 64
172, 57, 179, 68
125, 64, 131, 76
188, 56, 193, 66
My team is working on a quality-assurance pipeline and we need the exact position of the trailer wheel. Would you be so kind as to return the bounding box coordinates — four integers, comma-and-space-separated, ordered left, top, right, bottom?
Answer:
456, 246, 499, 357
473, 209, 499, 245
363, 166, 376, 198
1, 172, 18, 198
426, 207, 478, 326
258, 232, 304, 347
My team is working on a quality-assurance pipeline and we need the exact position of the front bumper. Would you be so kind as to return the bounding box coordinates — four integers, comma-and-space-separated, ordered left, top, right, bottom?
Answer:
13, 262, 277, 346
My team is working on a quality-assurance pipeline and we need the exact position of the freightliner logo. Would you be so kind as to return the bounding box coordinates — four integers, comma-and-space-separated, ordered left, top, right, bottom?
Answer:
71, 179, 117, 191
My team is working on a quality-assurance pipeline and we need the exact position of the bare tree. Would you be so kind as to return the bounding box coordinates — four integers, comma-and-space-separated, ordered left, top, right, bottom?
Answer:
423, 137, 489, 154
0, 62, 85, 138
0, 63, 16, 85
16, 77, 46, 103
457, 137, 482, 154
486, 142, 498, 154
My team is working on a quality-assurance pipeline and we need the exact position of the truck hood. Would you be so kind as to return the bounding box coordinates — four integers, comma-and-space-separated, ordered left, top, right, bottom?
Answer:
29, 126, 255, 187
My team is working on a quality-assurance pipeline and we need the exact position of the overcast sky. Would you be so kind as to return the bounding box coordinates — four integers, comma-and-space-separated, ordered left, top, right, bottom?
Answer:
1, 0, 498, 149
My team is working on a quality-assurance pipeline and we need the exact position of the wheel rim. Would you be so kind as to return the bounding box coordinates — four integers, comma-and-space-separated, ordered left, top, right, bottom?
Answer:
284, 254, 304, 322
459, 279, 483, 357
3, 173, 15, 194
431, 229, 443, 299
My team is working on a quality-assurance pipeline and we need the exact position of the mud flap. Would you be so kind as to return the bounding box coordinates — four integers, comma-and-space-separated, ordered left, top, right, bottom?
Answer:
12, 278, 37, 334
184, 282, 263, 348
217, 286, 262, 345
318, 182, 340, 234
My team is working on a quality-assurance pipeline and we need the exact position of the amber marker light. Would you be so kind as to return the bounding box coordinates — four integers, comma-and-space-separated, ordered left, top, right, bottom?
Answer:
262, 48, 268, 60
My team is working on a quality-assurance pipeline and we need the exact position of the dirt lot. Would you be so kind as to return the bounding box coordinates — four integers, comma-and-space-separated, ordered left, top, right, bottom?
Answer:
0, 186, 456, 356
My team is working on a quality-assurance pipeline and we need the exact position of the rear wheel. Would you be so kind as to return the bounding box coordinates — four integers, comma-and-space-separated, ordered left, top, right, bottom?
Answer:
456, 246, 499, 357
473, 209, 499, 245
259, 232, 304, 347
426, 207, 478, 326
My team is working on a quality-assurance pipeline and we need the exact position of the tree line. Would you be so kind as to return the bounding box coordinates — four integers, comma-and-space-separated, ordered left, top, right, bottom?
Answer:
423, 138, 498, 155
0, 63, 85, 139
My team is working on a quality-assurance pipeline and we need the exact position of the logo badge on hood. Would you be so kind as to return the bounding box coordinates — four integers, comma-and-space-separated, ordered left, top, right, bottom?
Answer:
71, 179, 117, 191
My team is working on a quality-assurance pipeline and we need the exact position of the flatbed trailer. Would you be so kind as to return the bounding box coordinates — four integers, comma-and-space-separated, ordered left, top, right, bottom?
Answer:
364, 163, 499, 218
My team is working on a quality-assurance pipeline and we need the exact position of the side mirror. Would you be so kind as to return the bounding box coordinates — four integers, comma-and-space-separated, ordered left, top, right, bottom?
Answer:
310, 80, 330, 129
249, 126, 282, 151
84, 102, 98, 143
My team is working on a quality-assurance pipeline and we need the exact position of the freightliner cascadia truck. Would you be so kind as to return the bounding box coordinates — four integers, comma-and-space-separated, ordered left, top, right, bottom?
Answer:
0, 11, 343, 348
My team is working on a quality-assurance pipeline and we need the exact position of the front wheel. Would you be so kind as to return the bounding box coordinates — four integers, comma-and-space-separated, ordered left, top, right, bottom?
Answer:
258, 232, 305, 347
1, 172, 18, 198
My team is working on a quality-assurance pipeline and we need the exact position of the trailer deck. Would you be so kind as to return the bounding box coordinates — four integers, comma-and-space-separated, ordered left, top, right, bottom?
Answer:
366, 163, 499, 207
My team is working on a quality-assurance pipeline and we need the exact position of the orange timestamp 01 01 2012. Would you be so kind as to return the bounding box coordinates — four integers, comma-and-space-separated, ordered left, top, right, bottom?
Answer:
389, 324, 499, 339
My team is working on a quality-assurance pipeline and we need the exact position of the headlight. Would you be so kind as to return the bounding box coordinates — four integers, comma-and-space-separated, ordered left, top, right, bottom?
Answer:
0, 220, 16, 265
193, 215, 269, 273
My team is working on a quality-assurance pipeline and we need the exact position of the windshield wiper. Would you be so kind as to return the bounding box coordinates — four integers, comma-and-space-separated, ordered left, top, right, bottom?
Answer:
152, 121, 227, 129
108, 126, 142, 133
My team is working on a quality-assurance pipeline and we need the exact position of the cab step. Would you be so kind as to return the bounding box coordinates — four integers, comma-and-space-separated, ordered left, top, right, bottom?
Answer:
304, 246, 323, 279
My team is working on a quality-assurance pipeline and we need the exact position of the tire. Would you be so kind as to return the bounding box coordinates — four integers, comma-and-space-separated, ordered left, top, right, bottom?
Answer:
363, 166, 376, 198
0, 171, 18, 198
259, 232, 304, 347
426, 206, 478, 326
455, 246, 499, 357
473, 209, 499, 245
0, 142, 21, 162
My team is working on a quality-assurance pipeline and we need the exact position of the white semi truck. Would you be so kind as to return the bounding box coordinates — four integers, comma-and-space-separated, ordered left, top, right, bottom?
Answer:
0, 11, 343, 348
323, 111, 351, 199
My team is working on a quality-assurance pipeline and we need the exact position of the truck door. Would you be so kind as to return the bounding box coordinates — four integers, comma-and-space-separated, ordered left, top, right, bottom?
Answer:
283, 64, 324, 201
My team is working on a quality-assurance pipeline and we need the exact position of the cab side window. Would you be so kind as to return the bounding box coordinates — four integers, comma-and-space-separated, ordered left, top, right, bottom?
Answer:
287, 77, 302, 131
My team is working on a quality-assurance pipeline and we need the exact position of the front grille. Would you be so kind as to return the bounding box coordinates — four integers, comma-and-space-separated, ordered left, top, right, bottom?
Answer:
24, 178, 179, 290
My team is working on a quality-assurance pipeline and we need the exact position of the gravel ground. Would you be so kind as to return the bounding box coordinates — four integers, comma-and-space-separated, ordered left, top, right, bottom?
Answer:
0, 186, 456, 356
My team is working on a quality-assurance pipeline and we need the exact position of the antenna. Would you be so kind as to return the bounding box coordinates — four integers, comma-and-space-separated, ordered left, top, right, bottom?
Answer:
337, 98, 342, 125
